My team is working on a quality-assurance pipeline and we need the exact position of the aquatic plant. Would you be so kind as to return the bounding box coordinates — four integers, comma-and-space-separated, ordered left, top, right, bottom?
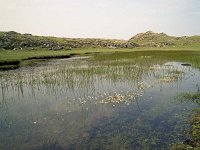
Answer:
173, 92, 200, 149
0, 51, 200, 150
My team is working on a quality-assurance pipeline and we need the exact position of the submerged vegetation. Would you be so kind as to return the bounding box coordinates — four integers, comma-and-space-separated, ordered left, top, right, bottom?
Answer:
0, 50, 200, 149
173, 92, 200, 149
180, 93, 200, 104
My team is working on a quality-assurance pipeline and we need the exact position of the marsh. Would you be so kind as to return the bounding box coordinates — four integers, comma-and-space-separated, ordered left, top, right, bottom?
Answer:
0, 51, 200, 150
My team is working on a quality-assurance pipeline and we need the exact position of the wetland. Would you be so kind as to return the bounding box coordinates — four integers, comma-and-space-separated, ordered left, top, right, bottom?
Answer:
0, 51, 200, 150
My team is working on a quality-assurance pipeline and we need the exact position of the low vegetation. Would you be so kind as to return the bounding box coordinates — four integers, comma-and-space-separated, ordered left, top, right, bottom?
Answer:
0, 31, 130, 50
0, 30, 200, 70
173, 92, 200, 149
129, 31, 200, 48
0, 31, 200, 51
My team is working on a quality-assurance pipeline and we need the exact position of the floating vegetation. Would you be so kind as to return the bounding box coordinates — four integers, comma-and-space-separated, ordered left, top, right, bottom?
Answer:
77, 90, 143, 106
150, 64, 162, 70
140, 56, 152, 59
159, 76, 178, 83
149, 63, 186, 83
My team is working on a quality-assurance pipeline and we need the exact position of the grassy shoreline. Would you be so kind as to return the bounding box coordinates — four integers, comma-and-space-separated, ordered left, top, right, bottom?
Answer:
0, 47, 200, 70
1, 46, 200, 61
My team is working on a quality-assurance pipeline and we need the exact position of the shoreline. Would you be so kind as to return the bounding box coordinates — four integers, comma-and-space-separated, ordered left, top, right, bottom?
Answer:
1, 48, 200, 71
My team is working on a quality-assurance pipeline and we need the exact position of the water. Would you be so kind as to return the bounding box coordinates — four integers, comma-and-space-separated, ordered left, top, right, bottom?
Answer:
0, 51, 200, 150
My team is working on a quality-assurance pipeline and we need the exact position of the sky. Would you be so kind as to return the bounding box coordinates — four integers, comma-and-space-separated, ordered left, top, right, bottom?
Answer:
0, 0, 200, 39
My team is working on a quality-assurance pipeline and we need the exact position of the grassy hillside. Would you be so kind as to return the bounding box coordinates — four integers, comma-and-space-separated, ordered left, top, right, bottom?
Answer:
0, 31, 200, 50
128, 31, 200, 48
0, 31, 129, 50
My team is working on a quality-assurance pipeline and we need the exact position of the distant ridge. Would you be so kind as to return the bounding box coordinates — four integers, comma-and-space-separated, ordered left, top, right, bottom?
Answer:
130, 31, 172, 41
0, 31, 200, 50
128, 31, 200, 48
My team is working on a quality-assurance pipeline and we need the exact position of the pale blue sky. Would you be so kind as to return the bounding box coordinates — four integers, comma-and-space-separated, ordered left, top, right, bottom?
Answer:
0, 0, 200, 39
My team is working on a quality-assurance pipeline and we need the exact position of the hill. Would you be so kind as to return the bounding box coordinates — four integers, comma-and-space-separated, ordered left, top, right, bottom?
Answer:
0, 31, 200, 50
0, 31, 130, 50
128, 31, 200, 48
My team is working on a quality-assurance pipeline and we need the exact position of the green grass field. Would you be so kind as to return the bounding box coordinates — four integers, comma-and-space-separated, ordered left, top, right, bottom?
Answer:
1, 46, 200, 62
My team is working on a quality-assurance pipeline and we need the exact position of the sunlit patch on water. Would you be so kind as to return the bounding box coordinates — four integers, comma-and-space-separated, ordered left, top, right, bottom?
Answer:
0, 52, 200, 149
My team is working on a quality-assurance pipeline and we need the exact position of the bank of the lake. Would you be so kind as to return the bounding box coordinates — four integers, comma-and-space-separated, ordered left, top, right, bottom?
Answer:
1, 47, 200, 70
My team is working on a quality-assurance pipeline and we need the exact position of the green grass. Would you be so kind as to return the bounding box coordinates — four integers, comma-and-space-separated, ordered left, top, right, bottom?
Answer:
128, 31, 200, 48
0, 48, 122, 62
0, 47, 200, 71
1, 46, 200, 62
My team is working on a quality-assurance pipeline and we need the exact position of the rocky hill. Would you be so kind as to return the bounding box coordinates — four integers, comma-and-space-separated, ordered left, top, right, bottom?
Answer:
128, 31, 200, 48
0, 31, 200, 50
0, 31, 132, 50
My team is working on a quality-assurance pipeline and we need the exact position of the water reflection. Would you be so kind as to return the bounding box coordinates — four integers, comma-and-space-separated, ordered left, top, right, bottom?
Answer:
0, 52, 200, 149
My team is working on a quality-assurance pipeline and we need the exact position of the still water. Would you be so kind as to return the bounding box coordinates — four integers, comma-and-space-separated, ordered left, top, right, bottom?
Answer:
0, 51, 199, 150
